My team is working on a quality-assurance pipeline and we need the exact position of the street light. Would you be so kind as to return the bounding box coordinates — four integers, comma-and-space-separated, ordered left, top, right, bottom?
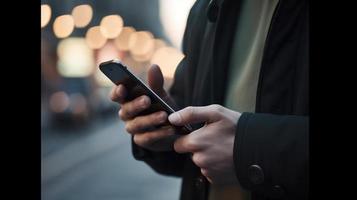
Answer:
53, 15, 75, 38
41, 4, 51, 28
150, 47, 184, 79
100, 15, 124, 39
57, 37, 95, 77
85, 26, 107, 49
128, 31, 154, 56
72, 4, 93, 28
114, 26, 136, 51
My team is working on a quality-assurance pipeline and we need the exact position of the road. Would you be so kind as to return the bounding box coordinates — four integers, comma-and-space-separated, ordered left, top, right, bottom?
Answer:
41, 116, 181, 200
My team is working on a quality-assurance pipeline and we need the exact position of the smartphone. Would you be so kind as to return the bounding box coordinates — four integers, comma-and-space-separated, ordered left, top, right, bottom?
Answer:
99, 59, 192, 135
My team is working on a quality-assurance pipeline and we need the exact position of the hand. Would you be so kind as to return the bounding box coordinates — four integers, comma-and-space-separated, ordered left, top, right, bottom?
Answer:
110, 64, 178, 151
169, 105, 241, 185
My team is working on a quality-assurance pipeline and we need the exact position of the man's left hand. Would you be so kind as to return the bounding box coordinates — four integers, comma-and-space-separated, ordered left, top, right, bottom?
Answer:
168, 105, 241, 185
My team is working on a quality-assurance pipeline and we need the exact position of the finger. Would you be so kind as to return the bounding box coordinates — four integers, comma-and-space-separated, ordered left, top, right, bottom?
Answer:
200, 168, 211, 178
192, 153, 209, 168
125, 111, 168, 134
168, 105, 223, 126
174, 132, 202, 153
133, 126, 176, 147
109, 84, 127, 104
200, 168, 214, 183
119, 95, 151, 120
147, 64, 178, 108
147, 64, 166, 97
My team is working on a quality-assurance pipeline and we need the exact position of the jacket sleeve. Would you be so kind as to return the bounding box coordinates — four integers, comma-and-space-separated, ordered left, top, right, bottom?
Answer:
233, 112, 309, 200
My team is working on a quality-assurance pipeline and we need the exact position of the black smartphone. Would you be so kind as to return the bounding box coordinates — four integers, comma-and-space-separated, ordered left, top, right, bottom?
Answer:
99, 59, 192, 135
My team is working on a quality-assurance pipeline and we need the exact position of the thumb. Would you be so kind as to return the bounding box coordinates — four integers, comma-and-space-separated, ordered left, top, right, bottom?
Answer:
168, 106, 221, 126
147, 64, 167, 97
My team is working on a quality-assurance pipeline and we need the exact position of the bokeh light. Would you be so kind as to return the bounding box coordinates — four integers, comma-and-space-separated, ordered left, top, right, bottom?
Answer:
70, 93, 88, 115
41, 4, 51, 28
128, 31, 155, 57
96, 41, 120, 65
72, 4, 93, 28
132, 52, 154, 62
154, 39, 167, 50
95, 42, 120, 87
114, 26, 136, 51
53, 15, 75, 38
57, 37, 95, 77
100, 15, 124, 39
49, 91, 70, 113
85, 26, 107, 49
150, 47, 185, 78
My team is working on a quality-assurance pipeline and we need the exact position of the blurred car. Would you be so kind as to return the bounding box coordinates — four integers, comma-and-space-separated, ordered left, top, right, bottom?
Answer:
47, 75, 119, 129
48, 77, 93, 128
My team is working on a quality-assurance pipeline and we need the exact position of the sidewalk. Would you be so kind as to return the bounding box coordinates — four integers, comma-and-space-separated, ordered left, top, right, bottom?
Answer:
41, 117, 181, 200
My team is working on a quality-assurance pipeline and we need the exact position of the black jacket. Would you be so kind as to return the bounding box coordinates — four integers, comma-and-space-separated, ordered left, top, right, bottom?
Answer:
132, 0, 309, 200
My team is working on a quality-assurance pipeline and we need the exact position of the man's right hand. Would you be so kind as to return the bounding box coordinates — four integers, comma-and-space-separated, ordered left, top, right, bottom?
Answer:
110, 64, 179, 151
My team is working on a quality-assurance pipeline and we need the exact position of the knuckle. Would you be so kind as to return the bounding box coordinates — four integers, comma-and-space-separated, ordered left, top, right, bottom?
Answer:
141, 134, 153, 146
133, 134, 150, 147
118, 109, 123, 118
118, 109, 126, 120
130, 117, 141, 130
125, 123, 132, 133
125, 106, 133, 117
185, 137, 198, 150
109, 92, 116, 101
185, 106, 195, 117
174, 138, 185, 152
134, 97, 142, 108
192, 153, 200, 165
127, 118, 145, 133
136, 95, 149, 109
211, 104, 223, 112
200, 168, 210, 177
173, 141, 179, 152
192, 153, 206, 167
156, 111, 167, 123
133, 135, 141, 145
210, 104, 225, 117
154, 112, 162, 121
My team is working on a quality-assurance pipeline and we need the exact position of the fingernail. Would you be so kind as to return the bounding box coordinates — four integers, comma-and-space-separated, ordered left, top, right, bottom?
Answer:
116, 85, 123, 96
141, 96, 149, 106
159, 112, 167, 122
169, 112, 181, 124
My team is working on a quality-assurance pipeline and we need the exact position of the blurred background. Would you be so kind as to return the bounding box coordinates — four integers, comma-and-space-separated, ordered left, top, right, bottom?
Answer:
41, 0, 195, 200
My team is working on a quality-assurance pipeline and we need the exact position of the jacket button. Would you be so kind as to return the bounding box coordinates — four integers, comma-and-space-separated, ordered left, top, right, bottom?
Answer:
248, 165, 264, 185
207, 0, 219, 22
271, 185, 285, 199
195, 176, 205, 189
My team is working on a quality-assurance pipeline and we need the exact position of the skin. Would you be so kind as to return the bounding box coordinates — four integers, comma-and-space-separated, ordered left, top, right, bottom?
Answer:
110, 64, 241, 185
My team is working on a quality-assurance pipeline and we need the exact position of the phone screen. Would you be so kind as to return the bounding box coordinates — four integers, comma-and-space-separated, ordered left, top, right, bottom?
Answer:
99, 60, 192, 134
